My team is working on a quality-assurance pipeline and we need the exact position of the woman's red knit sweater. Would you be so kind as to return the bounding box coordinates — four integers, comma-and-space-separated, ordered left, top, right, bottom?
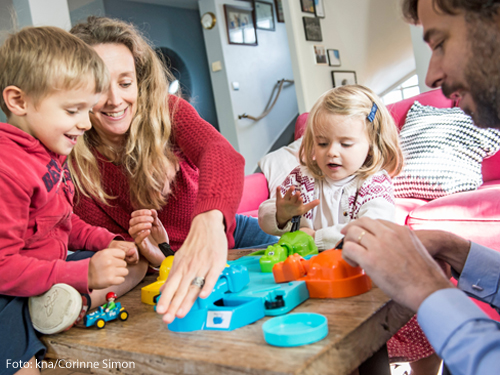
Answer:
74, 96, 245, 250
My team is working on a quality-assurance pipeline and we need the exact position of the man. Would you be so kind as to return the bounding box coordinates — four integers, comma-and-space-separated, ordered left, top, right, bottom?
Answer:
340, 1, 500, 374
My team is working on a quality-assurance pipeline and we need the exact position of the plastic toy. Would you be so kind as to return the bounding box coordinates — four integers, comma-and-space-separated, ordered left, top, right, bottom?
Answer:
162, 264, 265, 332
272, 249, 372, 298
84, 301, 129, 329
250, 231, 318, 273
228, 255, 309, 316
262, 312, 328, 347
141, 255, 174, 305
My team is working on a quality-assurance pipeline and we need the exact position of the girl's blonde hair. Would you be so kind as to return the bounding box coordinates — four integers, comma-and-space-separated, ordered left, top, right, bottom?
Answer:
69, 16, 178, 210
299, 85, 402, 180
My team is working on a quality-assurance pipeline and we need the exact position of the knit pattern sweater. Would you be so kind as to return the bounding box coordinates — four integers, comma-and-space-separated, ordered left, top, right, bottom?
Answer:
74, 96, 245, 250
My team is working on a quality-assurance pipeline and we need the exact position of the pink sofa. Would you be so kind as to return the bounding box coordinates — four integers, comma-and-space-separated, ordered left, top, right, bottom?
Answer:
237, 89, 500, 320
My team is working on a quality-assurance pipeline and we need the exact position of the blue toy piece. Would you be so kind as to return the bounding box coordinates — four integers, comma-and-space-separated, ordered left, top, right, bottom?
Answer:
262, 313, 328, 347
229, 256, 309, 316
84, 302, 129, 329
163, 265, 265, 332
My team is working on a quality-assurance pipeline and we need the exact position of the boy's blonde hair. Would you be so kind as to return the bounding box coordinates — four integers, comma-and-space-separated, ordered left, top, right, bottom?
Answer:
0, 26, 108, 117
70, 16, 178, 210
299, 85, 403, 179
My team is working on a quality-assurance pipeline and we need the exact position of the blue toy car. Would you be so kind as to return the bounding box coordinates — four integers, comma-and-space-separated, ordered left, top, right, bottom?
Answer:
84, 302, 129, 329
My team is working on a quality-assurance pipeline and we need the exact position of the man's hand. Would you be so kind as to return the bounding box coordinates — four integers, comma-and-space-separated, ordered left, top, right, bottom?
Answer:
276, 186, 319, 227
88, 248, 129, 290
109, 240, 139, 264
299, 227, 316, 237
340, 218, 454, 312
414, 230, 471, 274
155, 210, 227, 324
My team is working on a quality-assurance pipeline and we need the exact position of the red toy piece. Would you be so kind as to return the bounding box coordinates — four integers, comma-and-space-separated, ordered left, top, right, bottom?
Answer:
272, 249, 372, 298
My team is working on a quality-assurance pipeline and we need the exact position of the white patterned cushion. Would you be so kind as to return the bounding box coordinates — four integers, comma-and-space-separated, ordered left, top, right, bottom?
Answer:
393, 101, 500, 200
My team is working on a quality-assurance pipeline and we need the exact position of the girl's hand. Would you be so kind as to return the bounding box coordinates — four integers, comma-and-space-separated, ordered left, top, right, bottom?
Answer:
129, 209, 167, 267
155, 210, 227, 324
275, 186, 319, 227
109, 240, 139, 264
299, 227, 316, 238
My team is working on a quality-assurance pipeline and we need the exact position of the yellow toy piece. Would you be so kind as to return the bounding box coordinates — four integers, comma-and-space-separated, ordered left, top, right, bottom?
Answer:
141, 256, 174, 305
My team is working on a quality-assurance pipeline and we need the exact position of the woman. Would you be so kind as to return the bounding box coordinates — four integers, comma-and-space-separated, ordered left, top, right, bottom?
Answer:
69, 16, 277, 323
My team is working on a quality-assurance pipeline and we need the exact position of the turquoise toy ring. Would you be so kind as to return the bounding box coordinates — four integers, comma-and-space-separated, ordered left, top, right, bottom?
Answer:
191, 276, 205, 288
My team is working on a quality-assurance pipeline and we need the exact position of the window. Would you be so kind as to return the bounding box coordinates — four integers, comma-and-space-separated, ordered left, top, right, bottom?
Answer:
382, 74, 420, 105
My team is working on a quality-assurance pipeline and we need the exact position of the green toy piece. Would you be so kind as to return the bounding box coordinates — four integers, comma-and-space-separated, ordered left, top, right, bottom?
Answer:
258, 231, 318, 273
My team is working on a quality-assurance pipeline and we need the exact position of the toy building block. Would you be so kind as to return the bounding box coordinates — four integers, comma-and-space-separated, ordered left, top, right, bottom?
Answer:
84, 301, 129, 329
272, 249, 372, 298
258, 231, 318, 273
141, 256, 174, 305
161, 264, 265, 332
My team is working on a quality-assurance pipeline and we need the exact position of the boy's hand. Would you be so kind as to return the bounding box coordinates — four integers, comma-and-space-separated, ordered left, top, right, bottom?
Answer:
276, 186, 319, 227
129, 209, 168, 267
88, 248, 129, 289
109, 240, 139, 264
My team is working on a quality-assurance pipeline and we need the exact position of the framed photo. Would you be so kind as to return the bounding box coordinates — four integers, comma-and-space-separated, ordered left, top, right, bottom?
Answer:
224, 5, 258, 46
303, 16, 322, 41
274, 0, 284, 22
314, 45, 327, 65
314, 0, 325, 18
255, 1, 275, 31
300, 0, 315, 13
332, 70, 357, 87
327, 49, 341, 66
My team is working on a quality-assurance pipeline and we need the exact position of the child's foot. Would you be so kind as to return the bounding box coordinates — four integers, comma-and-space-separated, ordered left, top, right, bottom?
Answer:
28, 284, 82, 335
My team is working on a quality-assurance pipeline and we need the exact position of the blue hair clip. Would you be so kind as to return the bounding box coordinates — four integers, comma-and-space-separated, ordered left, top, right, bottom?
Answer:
367, 102, 378, 122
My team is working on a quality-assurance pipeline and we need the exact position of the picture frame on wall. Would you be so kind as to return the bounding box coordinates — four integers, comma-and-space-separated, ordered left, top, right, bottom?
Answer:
332, 70, 357, 87
303, 17, 322, 41
314, 45, 328, 65
224, 4, 258, 46
300, 0, 315, 13
327, 49, 341, 66
255, 1, 275, 31
314, 0, 325, 18
274, 0, 285, 22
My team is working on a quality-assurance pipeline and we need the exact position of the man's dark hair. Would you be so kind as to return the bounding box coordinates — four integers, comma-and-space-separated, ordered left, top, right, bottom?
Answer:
402, 0, 500, 23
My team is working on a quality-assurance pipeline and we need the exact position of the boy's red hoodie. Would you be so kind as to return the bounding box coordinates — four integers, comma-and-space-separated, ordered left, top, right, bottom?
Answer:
0, 123, 118, 297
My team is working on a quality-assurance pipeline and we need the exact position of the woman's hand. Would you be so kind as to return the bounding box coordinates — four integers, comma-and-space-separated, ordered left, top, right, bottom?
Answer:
129, 209, 167, 267
156, 210, 228, 324
109, 240, 139, 264
275, 186, 319, 227
340, 218, 454, 312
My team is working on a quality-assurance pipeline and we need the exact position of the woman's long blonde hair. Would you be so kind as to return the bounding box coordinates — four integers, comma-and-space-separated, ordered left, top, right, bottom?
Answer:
69, 16, 178, 210
299, 85, 403, 180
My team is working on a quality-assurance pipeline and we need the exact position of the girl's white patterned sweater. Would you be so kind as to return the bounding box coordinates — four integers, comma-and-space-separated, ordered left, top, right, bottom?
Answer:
258, 165, 396, 250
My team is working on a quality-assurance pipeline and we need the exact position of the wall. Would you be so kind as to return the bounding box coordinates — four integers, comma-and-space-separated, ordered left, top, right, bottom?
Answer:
0, 0, 14, 122
200, 0, 298, 174
410, 24, 432, 93
283, 0, 415, 113
68, 0, 106, 24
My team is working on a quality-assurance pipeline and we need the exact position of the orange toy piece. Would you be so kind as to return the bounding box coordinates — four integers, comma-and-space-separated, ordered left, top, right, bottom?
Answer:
272, 249, 371, 298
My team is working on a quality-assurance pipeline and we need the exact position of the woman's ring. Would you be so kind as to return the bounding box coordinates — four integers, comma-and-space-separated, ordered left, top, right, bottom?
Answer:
357, 231, 366, 244
191, 276, 205, 288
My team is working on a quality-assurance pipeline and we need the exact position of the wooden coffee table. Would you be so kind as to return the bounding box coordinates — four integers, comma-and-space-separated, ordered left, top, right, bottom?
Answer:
40, 250, 412, 375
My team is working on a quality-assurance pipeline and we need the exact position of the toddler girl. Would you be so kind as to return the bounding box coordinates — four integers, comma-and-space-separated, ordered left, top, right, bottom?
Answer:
259, 84, 402, 248
258, 84, 440, 374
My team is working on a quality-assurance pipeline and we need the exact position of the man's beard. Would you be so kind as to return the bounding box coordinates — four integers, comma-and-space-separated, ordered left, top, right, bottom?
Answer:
461, 15, 500, 129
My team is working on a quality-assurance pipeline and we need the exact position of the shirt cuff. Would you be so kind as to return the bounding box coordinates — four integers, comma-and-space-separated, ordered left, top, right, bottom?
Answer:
417, 288, 489, 355
458, 242, 500, 306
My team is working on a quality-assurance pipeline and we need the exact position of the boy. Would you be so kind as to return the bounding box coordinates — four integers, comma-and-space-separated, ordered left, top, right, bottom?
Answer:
0, 26, 147, 375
